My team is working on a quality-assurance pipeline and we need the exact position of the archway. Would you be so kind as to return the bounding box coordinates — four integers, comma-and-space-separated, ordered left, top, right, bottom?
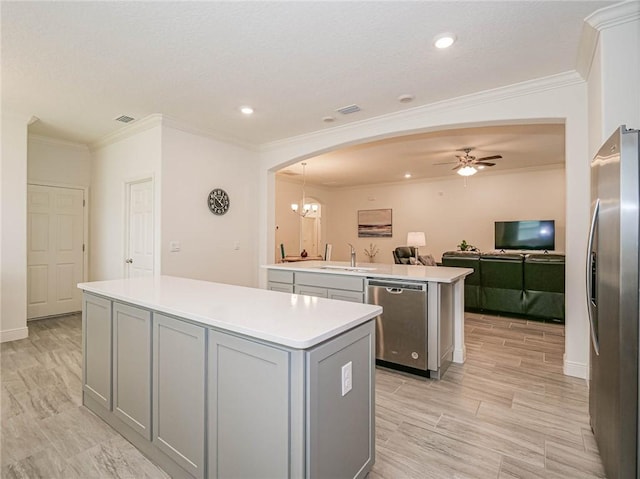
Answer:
259, 78, 590, 379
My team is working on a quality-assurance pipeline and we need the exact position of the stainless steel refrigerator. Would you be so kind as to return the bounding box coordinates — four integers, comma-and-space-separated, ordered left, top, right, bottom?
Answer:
588, 125, 640, 479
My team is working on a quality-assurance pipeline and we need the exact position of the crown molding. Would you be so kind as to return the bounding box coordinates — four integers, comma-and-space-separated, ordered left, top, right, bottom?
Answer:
161, 116, 258, 152
28, 134, 90, 152
260, 71, 583, 153
577, 2, 639, 83
90, 114, 258, 152
585, 1, 640, 31
89, 114, 163, 151
576, 22, 599, 80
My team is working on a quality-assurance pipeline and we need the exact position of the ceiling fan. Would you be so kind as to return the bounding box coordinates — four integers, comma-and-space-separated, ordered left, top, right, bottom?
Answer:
435, 147, 503, 176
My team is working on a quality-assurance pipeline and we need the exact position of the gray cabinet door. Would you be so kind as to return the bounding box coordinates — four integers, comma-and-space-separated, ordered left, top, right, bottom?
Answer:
113, 302, 151, 439
327, 288, 364, 303
208, 331, 290, 479
294, 284, 328, 298
268, 281, 294, 293
307, 321, 375, 479
153, 314, 206, 479
82, 293, 112, 410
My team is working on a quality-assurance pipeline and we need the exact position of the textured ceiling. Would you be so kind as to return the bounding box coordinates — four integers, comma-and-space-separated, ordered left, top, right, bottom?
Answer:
2, 1, 613, 146
278, 123, 566, 187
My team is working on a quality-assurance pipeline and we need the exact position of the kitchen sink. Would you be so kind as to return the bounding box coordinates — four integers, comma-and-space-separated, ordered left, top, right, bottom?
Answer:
319, 265, 377, 272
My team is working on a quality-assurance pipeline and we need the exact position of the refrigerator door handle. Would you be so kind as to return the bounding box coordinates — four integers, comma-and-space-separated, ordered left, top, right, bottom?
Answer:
586, 198, 600, 355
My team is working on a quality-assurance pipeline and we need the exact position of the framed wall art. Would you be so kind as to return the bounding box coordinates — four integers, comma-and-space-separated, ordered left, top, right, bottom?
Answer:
358, 209, 392, 238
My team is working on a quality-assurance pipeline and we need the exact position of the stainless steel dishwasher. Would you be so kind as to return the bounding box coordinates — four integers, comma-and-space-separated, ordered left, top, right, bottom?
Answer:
366, 279, 428, 372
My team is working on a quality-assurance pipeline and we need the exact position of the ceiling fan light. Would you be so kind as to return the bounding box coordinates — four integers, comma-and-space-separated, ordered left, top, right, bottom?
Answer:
457, 166, 477, 177
434, 33, 456, 49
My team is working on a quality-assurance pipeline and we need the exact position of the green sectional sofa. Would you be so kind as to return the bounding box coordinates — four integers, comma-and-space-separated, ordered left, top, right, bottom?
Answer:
437, 252, 481, 309
523, 254, 565, 320
441, 251, 565, 322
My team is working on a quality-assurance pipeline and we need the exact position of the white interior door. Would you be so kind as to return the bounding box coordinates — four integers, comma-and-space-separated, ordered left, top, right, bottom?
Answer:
27, 185, 84, 319
126, 179, 154, 278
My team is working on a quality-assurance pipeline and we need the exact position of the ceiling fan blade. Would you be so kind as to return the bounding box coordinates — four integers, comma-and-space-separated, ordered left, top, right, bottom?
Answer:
475, 162, 496, 167
452, 164, 463, 171
476, 155, 502, 161
433, 161, 458, 166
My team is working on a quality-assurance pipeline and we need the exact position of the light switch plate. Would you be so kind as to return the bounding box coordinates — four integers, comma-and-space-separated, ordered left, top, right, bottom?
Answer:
169, 241, 181, 252
341, 361, 352, 396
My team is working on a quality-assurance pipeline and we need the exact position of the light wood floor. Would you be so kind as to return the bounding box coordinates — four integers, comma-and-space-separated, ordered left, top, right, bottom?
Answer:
1, 312, 605, 478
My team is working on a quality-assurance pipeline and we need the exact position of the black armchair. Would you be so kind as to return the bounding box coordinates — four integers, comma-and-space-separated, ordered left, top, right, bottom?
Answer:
393, 247, 437, 266
393, 246, 416, 264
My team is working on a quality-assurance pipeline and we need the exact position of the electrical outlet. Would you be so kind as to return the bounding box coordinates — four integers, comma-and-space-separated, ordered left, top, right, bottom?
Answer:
341, 361, 352, 396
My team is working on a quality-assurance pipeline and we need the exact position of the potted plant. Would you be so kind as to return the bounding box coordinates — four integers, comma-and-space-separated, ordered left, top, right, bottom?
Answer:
457, 240, 478, 252
364, 243, 379, 263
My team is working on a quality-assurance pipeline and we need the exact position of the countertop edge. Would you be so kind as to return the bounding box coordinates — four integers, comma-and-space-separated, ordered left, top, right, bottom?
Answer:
262, 262, 473, 283
78, 279, 382, 350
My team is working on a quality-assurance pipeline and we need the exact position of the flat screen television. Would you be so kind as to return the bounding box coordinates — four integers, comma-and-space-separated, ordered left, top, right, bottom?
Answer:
494, 220, 555, 251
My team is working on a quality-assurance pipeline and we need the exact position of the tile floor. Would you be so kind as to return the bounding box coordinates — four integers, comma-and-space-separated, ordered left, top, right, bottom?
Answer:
1, 312, 605, 478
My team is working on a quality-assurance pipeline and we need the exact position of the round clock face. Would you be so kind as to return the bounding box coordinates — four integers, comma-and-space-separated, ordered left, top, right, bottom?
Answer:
207, 188, 230, 215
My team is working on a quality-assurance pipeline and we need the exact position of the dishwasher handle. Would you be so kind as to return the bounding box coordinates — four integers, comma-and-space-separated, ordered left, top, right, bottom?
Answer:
366, 279, 427, 292
385, 288, 404, 294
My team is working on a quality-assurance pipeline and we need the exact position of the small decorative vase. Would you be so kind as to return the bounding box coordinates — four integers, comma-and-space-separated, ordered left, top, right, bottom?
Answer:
300, 249, 308, 258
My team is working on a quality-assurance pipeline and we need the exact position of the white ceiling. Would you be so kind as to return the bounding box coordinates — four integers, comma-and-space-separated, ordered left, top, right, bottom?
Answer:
278, 123, 566, 187
3, 1, 613, 147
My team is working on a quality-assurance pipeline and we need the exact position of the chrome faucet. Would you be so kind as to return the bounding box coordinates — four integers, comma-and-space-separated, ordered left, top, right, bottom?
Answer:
348, 243, 356, 267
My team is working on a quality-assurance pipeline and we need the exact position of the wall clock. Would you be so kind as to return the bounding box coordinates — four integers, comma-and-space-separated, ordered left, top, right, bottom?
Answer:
207, 188, 230, 215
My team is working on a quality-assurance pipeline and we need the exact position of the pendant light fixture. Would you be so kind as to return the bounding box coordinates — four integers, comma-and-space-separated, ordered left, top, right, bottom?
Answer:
291, 162, 318, 217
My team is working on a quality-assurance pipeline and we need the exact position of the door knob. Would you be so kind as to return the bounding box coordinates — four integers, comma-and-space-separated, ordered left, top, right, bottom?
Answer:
125, 258, 133, 264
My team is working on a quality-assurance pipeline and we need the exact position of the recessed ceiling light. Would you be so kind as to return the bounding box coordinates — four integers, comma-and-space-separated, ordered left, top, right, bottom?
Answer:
240, 106, 254, 115
404, 173, 412, 179
398, 94, 414, 103
434, 33, 456, 49
477, 165, 486, 170
322, 116, 335, 123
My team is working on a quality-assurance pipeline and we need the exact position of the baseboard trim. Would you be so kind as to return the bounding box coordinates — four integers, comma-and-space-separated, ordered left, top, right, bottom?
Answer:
563, 356, 588, 379
0, 327, 29, 343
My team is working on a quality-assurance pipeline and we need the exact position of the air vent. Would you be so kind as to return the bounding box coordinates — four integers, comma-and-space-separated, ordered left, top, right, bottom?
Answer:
114, 115, 135, 123
336, 104, 361, 115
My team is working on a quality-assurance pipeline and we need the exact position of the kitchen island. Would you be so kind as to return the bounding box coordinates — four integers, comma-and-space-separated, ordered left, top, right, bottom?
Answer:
78, 275, 381, 479
264, 261, 473, 378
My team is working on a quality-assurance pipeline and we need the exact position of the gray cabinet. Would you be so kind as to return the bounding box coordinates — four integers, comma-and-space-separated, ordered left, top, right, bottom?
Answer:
307, 321, 375, 479
82, 293, 112, 410
207, 322, 375, 479
294, 284, 328, 298
267, 270, 294, 293
153, 314, 206, 479
208, 331, 292, 478
268, 269, 366, 303
82, 291, 375, 479
268, 282, 294, 293
327, 288, 364, 303
112, 302, 151, 439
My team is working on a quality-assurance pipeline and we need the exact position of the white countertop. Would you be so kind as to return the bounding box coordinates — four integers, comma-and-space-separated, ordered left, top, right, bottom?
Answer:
264, 261, 473, 283
78, 275, 381, 350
